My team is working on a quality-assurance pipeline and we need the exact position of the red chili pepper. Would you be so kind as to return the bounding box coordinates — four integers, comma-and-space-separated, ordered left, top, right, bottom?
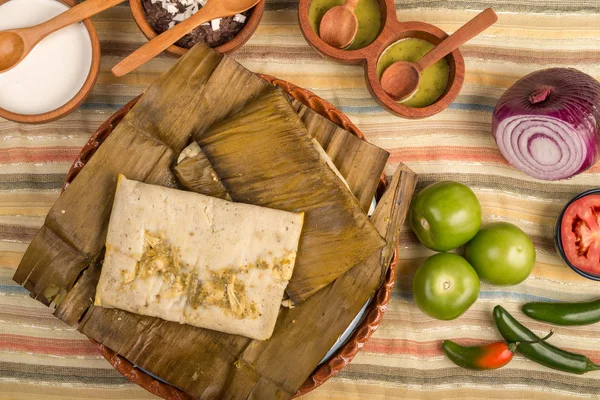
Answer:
442, 331, 554, 371
442, 340, 517, 370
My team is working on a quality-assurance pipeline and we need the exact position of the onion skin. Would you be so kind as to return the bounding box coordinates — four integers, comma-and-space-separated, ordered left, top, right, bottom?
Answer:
492, 68, 600, 181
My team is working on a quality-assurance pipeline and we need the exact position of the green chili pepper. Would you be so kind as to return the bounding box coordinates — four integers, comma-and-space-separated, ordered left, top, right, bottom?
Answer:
493, 305, 600, 374
522, 299, 600, 326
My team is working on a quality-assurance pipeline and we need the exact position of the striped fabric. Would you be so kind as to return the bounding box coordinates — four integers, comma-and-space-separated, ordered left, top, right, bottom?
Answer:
1, 1, 599, 399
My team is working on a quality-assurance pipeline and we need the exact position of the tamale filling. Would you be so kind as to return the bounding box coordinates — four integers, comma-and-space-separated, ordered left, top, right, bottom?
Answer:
123, 231, 268, 319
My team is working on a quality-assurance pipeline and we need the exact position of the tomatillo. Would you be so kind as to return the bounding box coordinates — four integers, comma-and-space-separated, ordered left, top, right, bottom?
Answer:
465, 222, 536, 286
412, 253, 480, 320
409, 181, 482, 251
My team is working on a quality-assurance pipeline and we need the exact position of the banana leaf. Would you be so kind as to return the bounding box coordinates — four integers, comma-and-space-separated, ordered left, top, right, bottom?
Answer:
291, 100, 389, 212
190, 87, 385, 303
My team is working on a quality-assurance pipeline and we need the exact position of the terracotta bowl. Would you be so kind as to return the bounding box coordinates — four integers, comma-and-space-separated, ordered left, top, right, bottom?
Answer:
298, 0, 465, 119
129, 0, 265, 56
0, 0, 101, 124
65, 75, 402, 399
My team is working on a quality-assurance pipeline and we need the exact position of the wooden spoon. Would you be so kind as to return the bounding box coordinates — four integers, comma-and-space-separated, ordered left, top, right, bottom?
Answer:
319, 0, 360, 49
112, 0, 260, 77
381, 8, 498, 102
0, 0, 125, 73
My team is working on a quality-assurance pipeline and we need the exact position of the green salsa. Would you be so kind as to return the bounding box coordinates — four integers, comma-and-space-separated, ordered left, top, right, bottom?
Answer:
309, 0, 381, 50
377, 38, 450, 108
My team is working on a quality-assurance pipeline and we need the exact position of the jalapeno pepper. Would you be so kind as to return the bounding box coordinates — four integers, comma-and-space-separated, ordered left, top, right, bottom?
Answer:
442, 331, 554, 370
522, 299, 600, 326
442, 340, 517, 370
494, 305, 600, 374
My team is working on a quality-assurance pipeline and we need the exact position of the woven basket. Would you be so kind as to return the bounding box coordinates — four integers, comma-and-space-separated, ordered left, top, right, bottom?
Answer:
64, 75, 396, 399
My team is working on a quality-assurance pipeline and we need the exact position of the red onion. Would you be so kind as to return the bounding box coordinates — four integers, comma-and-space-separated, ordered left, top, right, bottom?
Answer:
492, 68, 600, 180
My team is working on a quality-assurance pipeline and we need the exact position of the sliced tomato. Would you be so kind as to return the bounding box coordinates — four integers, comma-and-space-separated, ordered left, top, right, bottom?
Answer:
560, 195, 600, 276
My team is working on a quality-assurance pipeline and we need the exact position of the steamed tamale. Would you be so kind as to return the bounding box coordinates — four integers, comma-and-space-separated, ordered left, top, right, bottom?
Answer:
14, 43, 271, 319
95, 175, 304, 340
191, 87, 385, 304
80, 164, 417, 399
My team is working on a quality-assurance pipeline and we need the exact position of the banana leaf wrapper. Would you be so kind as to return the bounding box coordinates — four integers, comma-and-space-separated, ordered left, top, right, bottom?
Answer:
176, 99, 389, 213
79, 164, 416, 399
189, 88, 385, 303
290, 99, 389, 213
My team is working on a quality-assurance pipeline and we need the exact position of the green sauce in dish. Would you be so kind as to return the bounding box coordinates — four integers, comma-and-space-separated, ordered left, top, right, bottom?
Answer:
377, 38, 450, 108
309, 0, 381, 50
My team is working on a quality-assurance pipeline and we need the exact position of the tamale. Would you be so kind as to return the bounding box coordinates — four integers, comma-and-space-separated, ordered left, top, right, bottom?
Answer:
80, 164, 416, 399
192, 87, 385, 304
14, 43, 271, 318
95, 175, 304, 341
291, 99, 389, 213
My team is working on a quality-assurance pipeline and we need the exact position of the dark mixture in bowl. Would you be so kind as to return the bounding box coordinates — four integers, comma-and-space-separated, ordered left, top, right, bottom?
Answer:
142, 0, 249, 48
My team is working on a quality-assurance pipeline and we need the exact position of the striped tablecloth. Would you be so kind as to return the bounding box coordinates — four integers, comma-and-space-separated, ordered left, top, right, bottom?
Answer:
1, 1, 600, 399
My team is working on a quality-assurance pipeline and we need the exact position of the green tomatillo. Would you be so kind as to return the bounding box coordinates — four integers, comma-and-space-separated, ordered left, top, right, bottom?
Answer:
465, 222, 536, 286
409, 181, 482, 251
412, 253, 480, 320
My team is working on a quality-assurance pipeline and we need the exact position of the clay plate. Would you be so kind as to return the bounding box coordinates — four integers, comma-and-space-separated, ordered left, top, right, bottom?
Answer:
129, 0, 266, 56
298, 0, 466, 119
0, 0, 101, 124
64, 75, 397, 399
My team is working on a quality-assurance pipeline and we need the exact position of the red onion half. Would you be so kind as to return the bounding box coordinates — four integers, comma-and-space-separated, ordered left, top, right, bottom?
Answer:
492, 68, 600, 180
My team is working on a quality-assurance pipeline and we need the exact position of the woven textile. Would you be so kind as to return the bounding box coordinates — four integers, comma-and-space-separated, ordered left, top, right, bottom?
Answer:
0, 1, 599, 399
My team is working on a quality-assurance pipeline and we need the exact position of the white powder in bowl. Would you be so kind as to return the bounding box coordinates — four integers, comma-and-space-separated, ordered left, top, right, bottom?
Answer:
0, 0, 93, 115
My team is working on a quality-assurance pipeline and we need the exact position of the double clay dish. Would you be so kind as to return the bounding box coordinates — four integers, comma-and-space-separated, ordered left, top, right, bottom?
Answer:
299, 0, 465, 119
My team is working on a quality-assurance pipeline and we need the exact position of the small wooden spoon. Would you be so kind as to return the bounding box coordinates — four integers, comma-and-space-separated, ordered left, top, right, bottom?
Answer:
112, 0, 260, 77
381, 8, 498, 102
319, 0, 360, 49
0, 0, 125, 73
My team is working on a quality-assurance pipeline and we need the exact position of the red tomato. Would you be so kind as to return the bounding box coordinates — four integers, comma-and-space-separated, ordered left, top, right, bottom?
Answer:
560, 195, 600, 276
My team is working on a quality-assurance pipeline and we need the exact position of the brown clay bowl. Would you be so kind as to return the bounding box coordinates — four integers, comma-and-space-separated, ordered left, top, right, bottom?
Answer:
129, 0, 265, 56
0, 0, 101, 124
298, 0, 465, 119
65, 75, 400, 399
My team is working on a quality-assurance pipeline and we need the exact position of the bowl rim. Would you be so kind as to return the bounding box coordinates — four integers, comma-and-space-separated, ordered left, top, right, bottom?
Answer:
0, 0, 101, 124
555, 188, 600, 281
129, 0, 265, 56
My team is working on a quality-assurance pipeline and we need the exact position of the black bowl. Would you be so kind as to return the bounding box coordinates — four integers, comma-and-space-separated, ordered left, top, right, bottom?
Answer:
555, 188, 600, 281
